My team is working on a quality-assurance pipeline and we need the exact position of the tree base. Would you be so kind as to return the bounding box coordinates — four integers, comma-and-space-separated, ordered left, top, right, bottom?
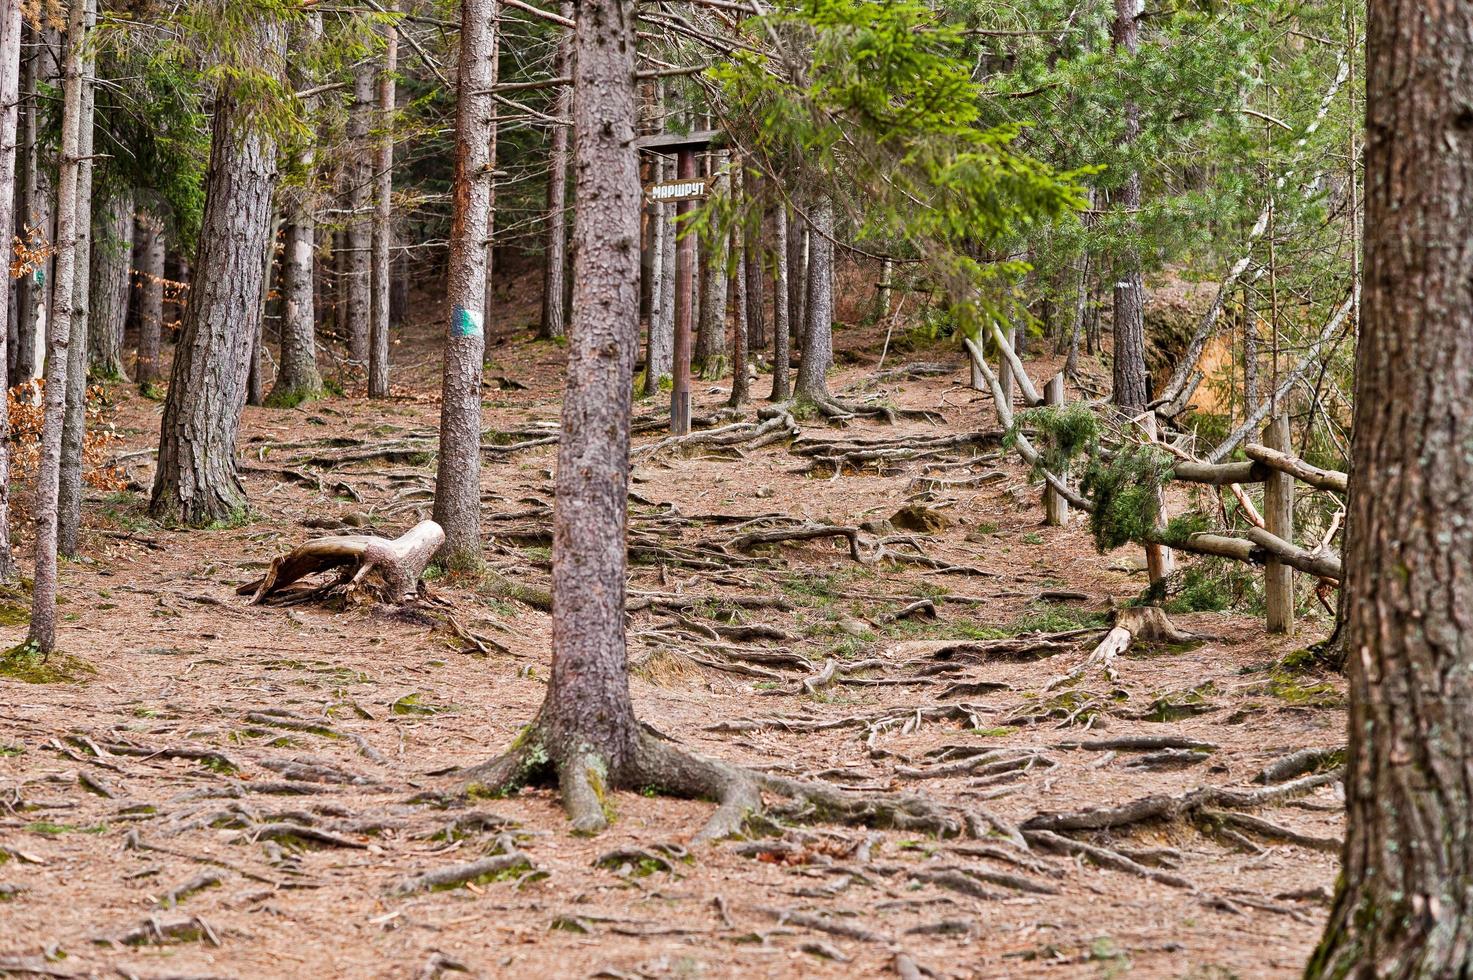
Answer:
239, 520, 445, 605
457, 727, 984, 844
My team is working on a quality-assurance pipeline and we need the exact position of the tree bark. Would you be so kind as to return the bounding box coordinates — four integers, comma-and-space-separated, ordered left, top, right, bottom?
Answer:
88, 187, 133, 381
0, 0, 24, 579
270, 13, 325, 408
642, 153, 673, 395
795, 199, 834, 402
787, 211, 806, 357
728, 185, 749, 408
58, 0, 96, 558
1110, 0, 1148, 412
1306, 1, 1473, 974
695, 158, 729, 375
368, 5, 397, 399
134, 211, 164, 384
16, 27, 59, 387
537, 1, 572, 341
768, 203, 790, 402
432, 0, 496, 567
345, 61, 375, 365
744, 171, 766, 353
150, 15, 285, 526
29, 0, 86, 652
480, 0, 501, 324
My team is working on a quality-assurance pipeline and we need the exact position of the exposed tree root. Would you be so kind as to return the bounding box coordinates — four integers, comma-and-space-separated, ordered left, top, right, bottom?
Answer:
455, 727, 993, 845
1045, 606, 1192, 690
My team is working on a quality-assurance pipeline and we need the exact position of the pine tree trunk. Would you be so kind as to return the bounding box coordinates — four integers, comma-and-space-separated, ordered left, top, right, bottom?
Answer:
150, 15, 285, 526
795, 199, 834, 401
29, 0, 87, 653
16, 28, 59, 386
88, 188, 133, 381
538, 2, 572, 341
536, 0, 642, 806
0, 0, 24, 579
58, 0, 96, 559
642, 155, 672, 395
135, 212, 164, 384
728, 187, 749, 407
271, 16, 323, 408
787, 214, 806, 357
1110, 0, 1148, 412
480, 0, 501, 322
368, 6, 396, 399
768, 203, 790, 402
244, 213, 277, 406
695, 159, 729, 372
346, 61, 374, 365
744, 171, 766, 353
1307, 1, 1473, 974
432, 0, 496, 567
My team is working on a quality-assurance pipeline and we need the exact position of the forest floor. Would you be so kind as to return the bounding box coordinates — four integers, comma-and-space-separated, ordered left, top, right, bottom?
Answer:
0, 276, 1346, 979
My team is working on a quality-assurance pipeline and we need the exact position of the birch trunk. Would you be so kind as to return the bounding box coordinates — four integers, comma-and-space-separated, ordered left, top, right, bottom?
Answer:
150, 15, 285, 525
432, 0, 496, 567
29, 0, 86, 652
58, 0, 96, 558
0, 0, 24, 579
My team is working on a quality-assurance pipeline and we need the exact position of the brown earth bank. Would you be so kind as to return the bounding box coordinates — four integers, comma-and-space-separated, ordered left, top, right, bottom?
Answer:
0, 276, 1344, 979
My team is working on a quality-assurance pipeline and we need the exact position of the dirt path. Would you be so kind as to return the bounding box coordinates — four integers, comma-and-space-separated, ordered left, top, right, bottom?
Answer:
0, 302, 1344, 979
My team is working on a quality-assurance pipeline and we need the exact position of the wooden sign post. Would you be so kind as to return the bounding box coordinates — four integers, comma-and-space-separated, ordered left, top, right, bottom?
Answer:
637, 130, 720, 436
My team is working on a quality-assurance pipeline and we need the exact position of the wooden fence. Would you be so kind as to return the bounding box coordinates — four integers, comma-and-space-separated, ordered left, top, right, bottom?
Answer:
964, 334, 1345, 636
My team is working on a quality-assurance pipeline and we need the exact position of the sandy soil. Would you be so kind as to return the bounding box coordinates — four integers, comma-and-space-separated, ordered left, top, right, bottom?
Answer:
0, 268, 1345, 979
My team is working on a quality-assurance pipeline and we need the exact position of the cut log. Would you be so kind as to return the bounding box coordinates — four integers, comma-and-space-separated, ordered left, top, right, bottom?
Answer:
238, 520, 445, 604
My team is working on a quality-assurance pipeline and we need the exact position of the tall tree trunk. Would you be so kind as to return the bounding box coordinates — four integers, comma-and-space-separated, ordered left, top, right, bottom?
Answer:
794, 199, 834, 402
1241, 277, 1260, 418
728, 177, 749, 407
769, 203, 790, 402
16, 27, 59, 387
480, 0, 501, 325
537, 1, 572, 340
368, 5, 397, 399
58, 0, 96, 558
432, 0, 496, 567
0, 0, 24, 580
695, 158, 728, 374
787, 214, 806, 357
642, 154, 672, 395
1110, 0, 1148, 412
1307, 0, 1473, 974
270, 12, 324, 407
29, 0, 86, 653
245, 213, 277, 406
88, 188, 133, 381
150, 16, 285, 525
744, 170, 766, 355
135, 212, 164, 384
346, 61, 374, 365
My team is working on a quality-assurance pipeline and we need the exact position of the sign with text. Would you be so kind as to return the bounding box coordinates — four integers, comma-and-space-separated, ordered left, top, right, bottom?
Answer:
645, 177, 712, 203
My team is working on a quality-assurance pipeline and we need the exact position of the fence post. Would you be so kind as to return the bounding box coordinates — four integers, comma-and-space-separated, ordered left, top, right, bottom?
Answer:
997, 326, 1016, 410
1044, 373, 1069, 526
1264, 412, 1295, 634
970, 339, 985, 391
1143, 414, 1175, 586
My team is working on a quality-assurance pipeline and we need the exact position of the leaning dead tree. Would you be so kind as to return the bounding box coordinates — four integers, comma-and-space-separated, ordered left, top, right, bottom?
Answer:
240, 521, 444, 605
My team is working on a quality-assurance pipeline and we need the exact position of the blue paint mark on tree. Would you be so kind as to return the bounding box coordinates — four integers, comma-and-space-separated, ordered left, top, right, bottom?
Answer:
453, 305, 483, 338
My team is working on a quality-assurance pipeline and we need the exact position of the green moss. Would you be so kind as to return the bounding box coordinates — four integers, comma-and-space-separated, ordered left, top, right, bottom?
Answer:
204, 506, 256, 531
1022, 532, 1044, 546
391, 693, 451, 716
138, 380, 166, 401
0, 642, 95, 684
1268, 673, 1344, 708
0, 743, 22, 756
971, 726, 1016, 737
264, 385, 322, 409
27, 821, 107, 835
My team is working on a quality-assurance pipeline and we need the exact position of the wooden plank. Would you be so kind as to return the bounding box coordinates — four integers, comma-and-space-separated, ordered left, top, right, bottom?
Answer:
635, 129, 722, 155
645, 176, 712, 203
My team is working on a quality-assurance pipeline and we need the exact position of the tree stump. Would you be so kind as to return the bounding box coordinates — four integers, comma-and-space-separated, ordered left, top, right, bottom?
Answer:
238, 520, 445, 605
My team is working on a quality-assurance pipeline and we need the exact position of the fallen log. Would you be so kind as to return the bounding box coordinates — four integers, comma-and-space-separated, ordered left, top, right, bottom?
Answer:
239, 520, 445, 604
